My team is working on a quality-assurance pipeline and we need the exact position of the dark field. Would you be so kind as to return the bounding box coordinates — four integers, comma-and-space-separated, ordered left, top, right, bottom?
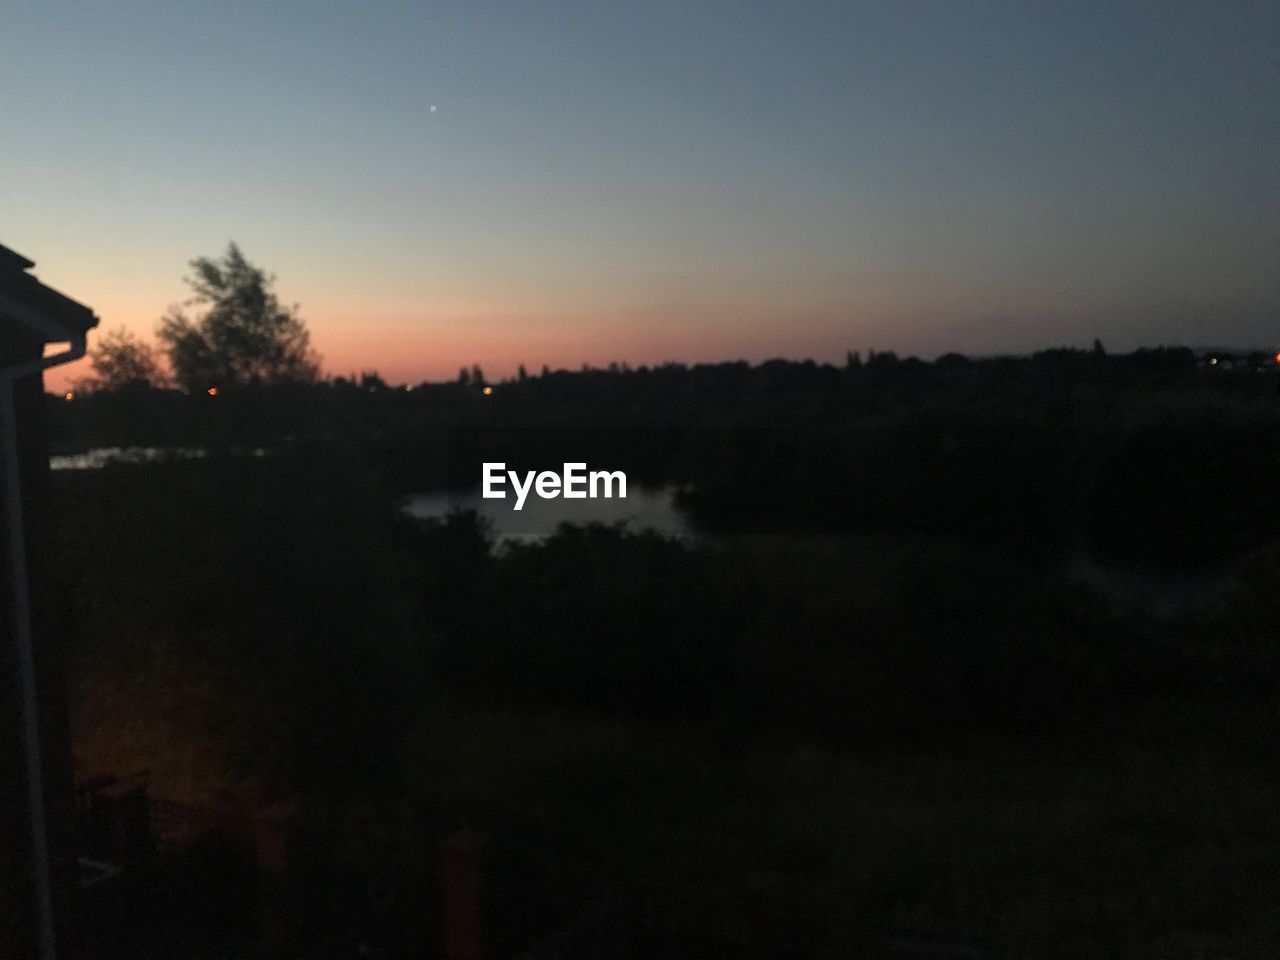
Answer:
50, 351, 1280, 957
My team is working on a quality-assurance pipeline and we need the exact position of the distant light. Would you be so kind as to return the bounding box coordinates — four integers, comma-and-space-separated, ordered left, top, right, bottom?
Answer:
482, 386, 493, 396
207, 387, 218, 397
63, 391, 74, 401
1274, 352, 1280, 364
1210, 357, 1218, 365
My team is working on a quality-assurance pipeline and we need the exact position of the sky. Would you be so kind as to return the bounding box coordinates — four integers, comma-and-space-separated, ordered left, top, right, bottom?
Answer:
1, 0, 1276, 389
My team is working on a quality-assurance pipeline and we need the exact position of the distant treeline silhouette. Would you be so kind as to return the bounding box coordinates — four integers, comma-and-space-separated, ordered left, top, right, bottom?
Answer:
51, 344, 1280, 573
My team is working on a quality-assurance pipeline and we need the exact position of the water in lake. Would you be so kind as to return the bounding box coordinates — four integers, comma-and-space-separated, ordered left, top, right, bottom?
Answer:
49, 447, 208, 470
48, 447, 269, 470
49, 450, 693, 542
401, 484, 691, 542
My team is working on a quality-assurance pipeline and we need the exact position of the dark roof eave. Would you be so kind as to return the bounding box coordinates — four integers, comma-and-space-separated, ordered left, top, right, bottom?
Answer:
0, 244, 98, 341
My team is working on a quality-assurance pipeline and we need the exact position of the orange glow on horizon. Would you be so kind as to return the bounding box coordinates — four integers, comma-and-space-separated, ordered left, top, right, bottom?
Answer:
35, 286, 1022, 392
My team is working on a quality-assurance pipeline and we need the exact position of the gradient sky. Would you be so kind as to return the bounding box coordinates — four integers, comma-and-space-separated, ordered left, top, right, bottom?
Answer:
2, 1, 1275, 389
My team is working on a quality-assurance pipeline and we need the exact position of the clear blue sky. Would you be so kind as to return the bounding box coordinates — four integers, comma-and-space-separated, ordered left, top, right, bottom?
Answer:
2, 0, 1275, 385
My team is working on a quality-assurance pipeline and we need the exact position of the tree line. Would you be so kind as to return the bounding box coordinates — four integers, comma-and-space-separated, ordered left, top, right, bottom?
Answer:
77, 243, 318, 395
81, 244, 1259, 400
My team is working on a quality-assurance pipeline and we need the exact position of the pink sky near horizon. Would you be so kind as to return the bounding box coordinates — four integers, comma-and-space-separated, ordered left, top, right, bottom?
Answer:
44, 294, 925, 392
30, 248, 968, 391
41, 271, 1275, 395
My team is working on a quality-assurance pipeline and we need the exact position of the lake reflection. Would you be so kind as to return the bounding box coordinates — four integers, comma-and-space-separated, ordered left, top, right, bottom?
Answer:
49, 447, 208, 470
402, 484, 691, 541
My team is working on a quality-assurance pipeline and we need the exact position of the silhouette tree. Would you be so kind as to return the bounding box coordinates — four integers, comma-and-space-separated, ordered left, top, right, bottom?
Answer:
76, 327, 166, 392
157, 243, 319, 392
936, 352, 971, 371
867, 350, 898, 370
458, 367, 471, 386
471, 364, 486, 387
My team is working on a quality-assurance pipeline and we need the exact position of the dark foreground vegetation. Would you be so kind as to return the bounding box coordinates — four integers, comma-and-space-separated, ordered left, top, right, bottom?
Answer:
53, 348, 1280, 957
